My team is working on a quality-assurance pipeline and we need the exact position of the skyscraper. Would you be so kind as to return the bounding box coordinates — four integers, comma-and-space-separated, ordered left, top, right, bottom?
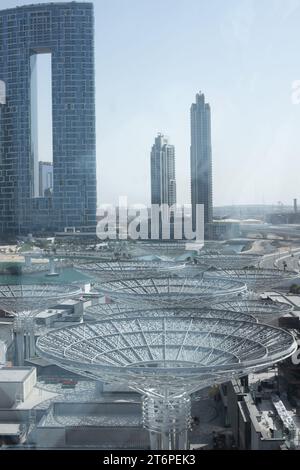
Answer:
151, 133, 176, 207
0, 2, 97, 235
190, 92, 213, 235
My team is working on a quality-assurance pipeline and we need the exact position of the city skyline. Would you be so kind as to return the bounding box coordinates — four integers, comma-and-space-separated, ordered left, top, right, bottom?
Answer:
1, 0, 300, 457
1, 0, 300, 209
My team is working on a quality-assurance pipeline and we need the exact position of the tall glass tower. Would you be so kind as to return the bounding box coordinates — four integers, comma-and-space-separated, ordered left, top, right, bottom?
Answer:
151, 133, 176, 207
190, 92, 213, 235
0, 2, 97, 235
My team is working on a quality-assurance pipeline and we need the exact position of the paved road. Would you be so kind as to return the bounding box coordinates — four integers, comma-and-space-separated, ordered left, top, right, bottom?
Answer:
260, 247, 300, 271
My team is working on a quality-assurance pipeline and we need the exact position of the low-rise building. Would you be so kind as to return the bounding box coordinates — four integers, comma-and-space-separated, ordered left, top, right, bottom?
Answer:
221, 370, 300, 450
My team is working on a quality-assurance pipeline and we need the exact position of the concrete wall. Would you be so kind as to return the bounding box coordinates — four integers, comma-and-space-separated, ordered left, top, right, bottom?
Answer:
237, 402, 251, 450
226, 381, 246, 444
36, 427, 66, 448
65, 427, 149, 448
35, 401, 149, 449
0, 384, 18, 408
0, 368, 36, 407
0, 409, 30, 422
23, 369, 36, 400
250, 425, 284, 450
35, 424, 149, 449
0, 341, 7, 364
53, 401, 141, 417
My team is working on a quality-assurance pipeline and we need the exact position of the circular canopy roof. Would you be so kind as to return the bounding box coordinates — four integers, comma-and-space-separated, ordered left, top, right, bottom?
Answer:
212, 299, 294, 326
213, 299, 293, 315
85, 303, 257, 323
36, 317, 296, 398
206, 269, 299, 290
95, 276, 247, 307
0, 284, 82, 317
195, 253, 261, 269
74, 260, 186, 281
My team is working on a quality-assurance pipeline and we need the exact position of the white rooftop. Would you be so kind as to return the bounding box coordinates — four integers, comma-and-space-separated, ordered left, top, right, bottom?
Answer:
0, 367, 33, 382
55, 299, 80, 306
36, 309, 65, 319
16, 386, 58, 410
0, 423, 21, 436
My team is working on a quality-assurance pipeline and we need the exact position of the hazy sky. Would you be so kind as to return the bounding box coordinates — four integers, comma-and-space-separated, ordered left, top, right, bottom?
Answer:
2, 0, 300, 207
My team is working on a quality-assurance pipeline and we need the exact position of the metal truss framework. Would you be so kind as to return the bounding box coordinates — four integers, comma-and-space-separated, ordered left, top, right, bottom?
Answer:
74, 260, 187, 282
94, 276, 247, 307
0, 284, 82, 366
213, 299, 294, 316
84, 303, 257, 323
206, 268, 299, 291
213, 299, 294, 326
195, 253, 261, 269
0, 284, 82, 318
36, 317, 297, 449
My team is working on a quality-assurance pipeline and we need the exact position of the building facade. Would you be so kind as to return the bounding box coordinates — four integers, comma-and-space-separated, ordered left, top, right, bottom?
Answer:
0, 2, 97, 235
190, 92, 213, 234
151, 133, 176, 207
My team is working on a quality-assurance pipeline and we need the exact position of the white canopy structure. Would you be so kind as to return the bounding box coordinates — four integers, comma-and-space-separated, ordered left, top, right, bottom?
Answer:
0, 284, 82, 318
36, 316, 297, 450
195, 253, 261, 269
95, 275, 247, 307
213, 299, 294, 325
74, 260, 186, 281
84, 302, 257, 323
205, 268, 299, 291
0, 284, 82, 365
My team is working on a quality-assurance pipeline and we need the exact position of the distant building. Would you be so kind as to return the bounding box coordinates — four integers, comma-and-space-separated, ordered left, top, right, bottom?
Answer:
265, 198, 300, 224
207, 220, 241, 240
214, 204, 295, 221
151, 133, 176, 207
39, 162, 53, 197
220, 370, 300, 450
0, 2, 97, 235
266, 212, 300, 225
35, 400, 149, 449
190, 92, 213, 237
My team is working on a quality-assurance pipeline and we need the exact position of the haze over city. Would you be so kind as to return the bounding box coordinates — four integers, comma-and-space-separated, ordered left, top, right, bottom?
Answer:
2, 0, 300, 208
1, 1, 300, 458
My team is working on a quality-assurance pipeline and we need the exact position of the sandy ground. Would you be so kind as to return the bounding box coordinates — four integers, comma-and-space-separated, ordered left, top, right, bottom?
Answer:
244, 239, 281, 254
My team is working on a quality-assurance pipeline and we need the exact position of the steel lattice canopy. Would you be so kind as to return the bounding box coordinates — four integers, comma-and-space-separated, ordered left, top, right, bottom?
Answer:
36, 317, 297, 398
94, 276, 247, 307
195, 253, 261, 269
0, 284, 82, 318
212, 299, 294, 326
205, 268, 299, 290
74, 260, 187, 281
84, 303, 257, 323
213, 300, 293, 315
